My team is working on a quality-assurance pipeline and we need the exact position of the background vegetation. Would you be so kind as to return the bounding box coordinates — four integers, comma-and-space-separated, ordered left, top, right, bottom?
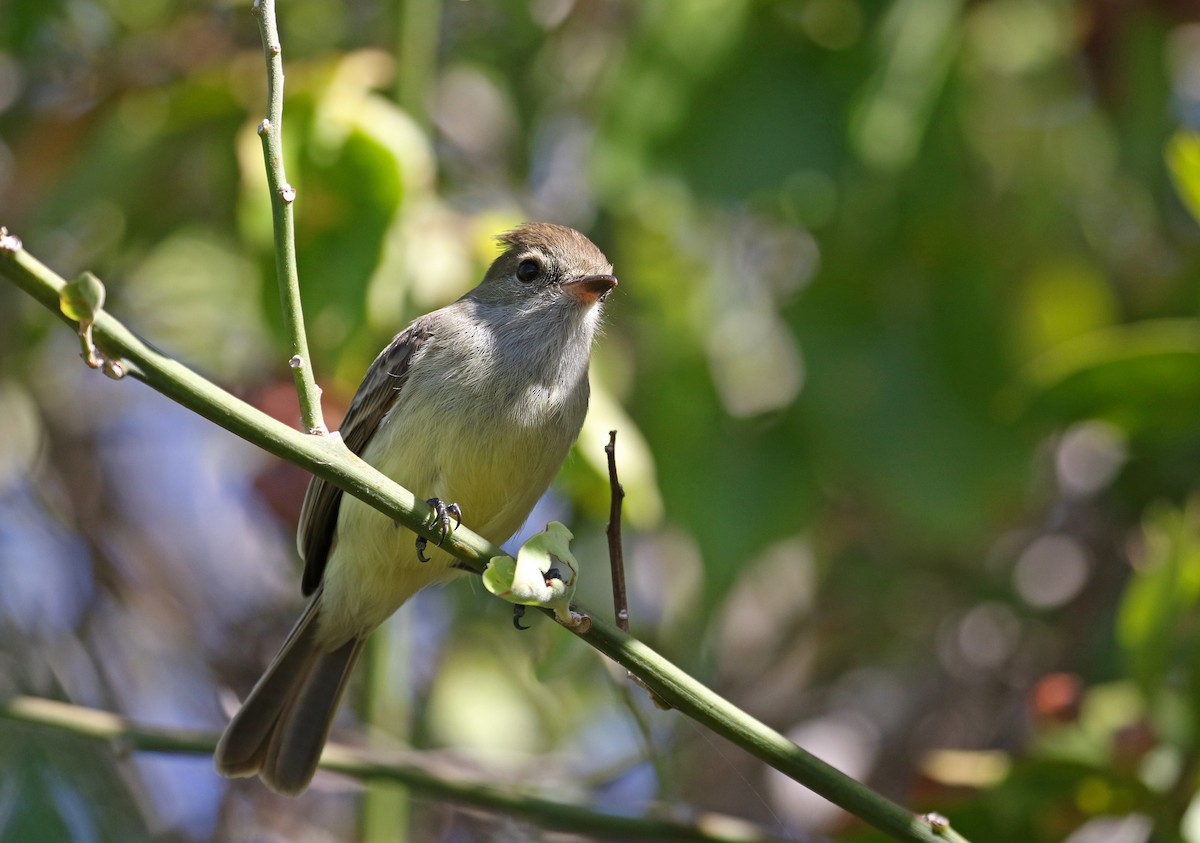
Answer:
4, 0, 1200, 841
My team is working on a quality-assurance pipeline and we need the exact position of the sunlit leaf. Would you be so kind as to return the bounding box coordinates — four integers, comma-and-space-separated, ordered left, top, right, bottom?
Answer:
1117, 502, 1200, 694
1012, 257, 1117, 360
1166, 131, 1200, 226
483, 522, 578, 624
1021, 320, 1200, 438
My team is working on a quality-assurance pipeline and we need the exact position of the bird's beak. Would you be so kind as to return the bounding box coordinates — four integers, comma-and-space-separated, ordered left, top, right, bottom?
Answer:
562, 273, 618, 304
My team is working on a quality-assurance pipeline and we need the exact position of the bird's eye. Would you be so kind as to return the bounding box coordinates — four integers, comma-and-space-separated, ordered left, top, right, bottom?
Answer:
516, 258, 541, 284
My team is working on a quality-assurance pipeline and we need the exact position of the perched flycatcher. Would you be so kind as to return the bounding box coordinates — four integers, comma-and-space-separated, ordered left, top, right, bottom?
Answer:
215, 222, 617, 794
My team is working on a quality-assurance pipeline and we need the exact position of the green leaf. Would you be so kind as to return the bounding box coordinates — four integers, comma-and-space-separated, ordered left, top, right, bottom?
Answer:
1020, 319, 1200, 439
483, 522, 579, 623
1116, 501, 1200, 695
1167, 131, 1200, 226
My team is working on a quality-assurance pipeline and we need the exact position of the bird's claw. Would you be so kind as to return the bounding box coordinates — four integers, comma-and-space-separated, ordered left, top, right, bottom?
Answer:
441, 502, 463, 543
429, 497, 462, 545
509, 571, 563, 630
416, 498, 462, 563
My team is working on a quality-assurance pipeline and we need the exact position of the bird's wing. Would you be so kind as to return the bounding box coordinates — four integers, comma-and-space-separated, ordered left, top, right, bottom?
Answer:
297, 319, 432, 596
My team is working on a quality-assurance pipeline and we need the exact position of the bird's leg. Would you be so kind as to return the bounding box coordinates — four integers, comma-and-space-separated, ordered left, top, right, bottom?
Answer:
509, 569, 565, 631
513, 605, 529, 631
416, 497, 462, 563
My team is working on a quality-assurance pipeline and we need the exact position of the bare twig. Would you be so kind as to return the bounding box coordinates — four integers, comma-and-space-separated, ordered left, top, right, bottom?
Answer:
605, 429, 630, 631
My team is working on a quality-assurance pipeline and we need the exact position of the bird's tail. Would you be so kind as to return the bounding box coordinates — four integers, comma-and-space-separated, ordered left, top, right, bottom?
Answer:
214, 589, 364, 796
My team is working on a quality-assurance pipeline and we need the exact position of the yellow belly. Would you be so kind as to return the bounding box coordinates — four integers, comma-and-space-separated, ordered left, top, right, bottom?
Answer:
313, 384, 576, 646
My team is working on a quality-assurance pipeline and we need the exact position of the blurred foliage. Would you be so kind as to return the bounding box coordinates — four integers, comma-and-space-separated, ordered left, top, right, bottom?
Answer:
5, 0, 1200, 841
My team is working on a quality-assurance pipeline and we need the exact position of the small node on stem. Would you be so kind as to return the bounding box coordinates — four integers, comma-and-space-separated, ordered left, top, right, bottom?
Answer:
0, 227, 22, 253
560, 609, 591, 633
257, 119, 271, 136
279, 184, 296, 204
922, 813, 951, 834
102, 359, 126, 380
269, 43, 281, 56
251, 0, 262, 16
629, 672, 671, 710
289, 354, 303, 369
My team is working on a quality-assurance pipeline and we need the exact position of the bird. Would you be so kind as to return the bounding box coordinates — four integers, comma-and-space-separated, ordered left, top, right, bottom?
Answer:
214, 222, 617, 795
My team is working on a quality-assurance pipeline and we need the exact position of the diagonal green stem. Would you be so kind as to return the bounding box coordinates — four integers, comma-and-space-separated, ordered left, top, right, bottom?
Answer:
0, 237, 972, 843
574, 617, 969, 843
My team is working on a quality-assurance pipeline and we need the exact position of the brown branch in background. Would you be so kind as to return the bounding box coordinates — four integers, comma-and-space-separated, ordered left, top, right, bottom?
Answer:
605, 429, 629, 632
604, 431, 669, 710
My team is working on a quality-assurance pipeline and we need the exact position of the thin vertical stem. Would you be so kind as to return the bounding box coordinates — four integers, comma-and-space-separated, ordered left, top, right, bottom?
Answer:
253, 0, 326, 434
395, 0, 441, 125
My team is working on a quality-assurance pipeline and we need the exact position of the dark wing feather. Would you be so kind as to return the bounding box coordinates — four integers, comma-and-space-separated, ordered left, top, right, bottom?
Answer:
297, 319, 432, 596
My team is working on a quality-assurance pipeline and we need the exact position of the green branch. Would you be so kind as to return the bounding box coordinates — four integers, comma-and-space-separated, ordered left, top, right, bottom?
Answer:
0, 234, 971, 843
0, 234, 447, 553
0, 696, 780, 843
251, 0, 325, 435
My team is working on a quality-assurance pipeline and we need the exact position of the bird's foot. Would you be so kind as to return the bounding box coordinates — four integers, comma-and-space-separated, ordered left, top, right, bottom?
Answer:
510, 569, 563, 631
416, 498, 462, 563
